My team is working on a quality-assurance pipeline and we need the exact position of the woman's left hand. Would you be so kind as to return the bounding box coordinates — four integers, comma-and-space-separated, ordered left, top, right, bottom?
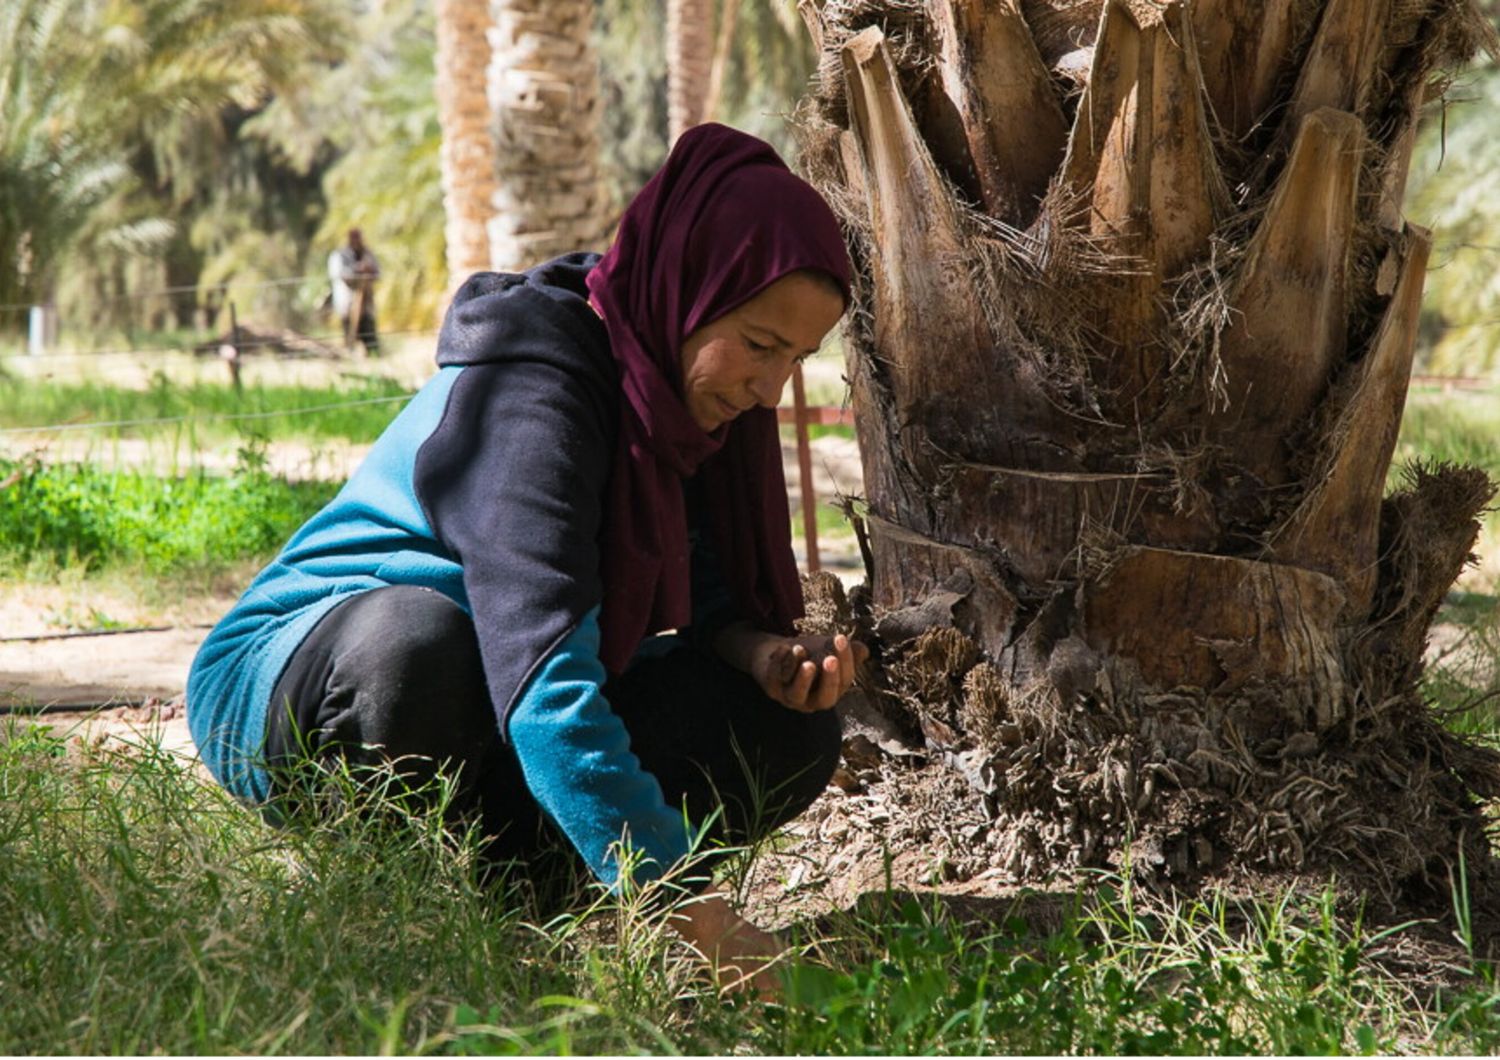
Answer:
718, 625, 869, 712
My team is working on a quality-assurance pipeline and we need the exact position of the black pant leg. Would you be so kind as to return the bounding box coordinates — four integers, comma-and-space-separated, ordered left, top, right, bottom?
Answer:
265, 585, 493, 783
263, 585, 565, 865
357, 307, 380, 355
604, 638, 842, 851
264, 594, 837, 885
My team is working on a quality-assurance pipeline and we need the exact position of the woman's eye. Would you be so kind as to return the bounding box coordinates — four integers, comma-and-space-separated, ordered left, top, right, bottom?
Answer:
745, 337, 772, 354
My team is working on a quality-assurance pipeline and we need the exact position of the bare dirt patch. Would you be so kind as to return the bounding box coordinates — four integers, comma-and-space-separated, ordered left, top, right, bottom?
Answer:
0, 582, 222, 766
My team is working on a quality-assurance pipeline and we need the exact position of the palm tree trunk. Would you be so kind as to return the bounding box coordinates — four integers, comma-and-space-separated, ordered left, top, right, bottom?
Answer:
435, 0, 498, 290
703, 0, 742, 126
801, 0, 1500, 888
487, 0, 608, 273
667, 0, 714, 141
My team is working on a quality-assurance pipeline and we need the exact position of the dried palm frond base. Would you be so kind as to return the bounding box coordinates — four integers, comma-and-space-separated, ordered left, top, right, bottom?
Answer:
794, 561, 1500, 916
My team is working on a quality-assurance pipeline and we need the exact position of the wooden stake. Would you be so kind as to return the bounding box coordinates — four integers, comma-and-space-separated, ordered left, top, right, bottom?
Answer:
223, 300, 243, 393
791, 363, 820, 572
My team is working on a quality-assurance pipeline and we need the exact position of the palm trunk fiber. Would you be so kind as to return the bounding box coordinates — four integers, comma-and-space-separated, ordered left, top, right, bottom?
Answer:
799, 0, 1500, 895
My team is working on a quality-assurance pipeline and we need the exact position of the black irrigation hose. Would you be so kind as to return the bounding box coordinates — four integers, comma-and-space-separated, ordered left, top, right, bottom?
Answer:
0, 623, 214, 643
0, 625, 200, 715
0, 698, 169, 717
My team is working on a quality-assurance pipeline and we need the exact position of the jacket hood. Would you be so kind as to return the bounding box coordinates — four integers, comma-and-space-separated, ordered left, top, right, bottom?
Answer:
436, 251, 611, 370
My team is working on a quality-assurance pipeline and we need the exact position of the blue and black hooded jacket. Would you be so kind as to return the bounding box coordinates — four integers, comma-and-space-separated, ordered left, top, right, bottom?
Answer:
187, 253, 736, 889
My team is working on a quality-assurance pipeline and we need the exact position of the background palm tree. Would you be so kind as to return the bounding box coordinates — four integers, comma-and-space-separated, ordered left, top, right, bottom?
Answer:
435, 0, 499, 290
799, 0, 1500, 892
667, 0, 713, 141
486, 0, 609, 272
0, 0, 344, 331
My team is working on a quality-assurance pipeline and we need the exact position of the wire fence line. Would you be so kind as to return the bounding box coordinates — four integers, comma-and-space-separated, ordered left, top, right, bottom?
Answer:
0, 375, 1489, 440
0, 327, 442, 365
0, 255, 437, 315
0, 274, 329, 316
1, 237, 1496, 316
5, 354, 395, 387
0, 394, 416, 437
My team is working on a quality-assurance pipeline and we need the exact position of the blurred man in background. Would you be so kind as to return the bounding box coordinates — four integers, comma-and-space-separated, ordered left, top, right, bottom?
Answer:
329, 228, 381, 355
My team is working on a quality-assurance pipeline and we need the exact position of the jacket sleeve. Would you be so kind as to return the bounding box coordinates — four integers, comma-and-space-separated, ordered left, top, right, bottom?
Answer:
414, 359, 610, 723
413, 360, 696, 890
508, 609, 699, 889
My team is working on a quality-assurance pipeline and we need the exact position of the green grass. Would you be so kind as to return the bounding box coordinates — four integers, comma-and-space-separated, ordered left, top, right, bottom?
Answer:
1393, 389, 1500, 487
0, 372, 412, 445
790, 498, 860, 544
1398, 388, 1500, 734
4, 724, 1500, 1054
0, 445, 336, 577
802, 423, 856, 444
1422, 593, 1500, 739
5, 367, 1500, 1054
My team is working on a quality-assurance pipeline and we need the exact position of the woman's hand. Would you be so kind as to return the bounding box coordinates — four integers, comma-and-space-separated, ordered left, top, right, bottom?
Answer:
670, 890, 785, 999
716, 623, 869, 713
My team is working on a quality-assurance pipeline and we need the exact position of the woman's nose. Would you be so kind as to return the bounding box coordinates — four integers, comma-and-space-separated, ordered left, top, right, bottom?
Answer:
748, 364, 792, 408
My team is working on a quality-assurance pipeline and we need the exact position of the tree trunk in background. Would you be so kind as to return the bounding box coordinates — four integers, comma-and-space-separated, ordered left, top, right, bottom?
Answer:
667, 0, 714, 141
800, 0, 1500, 894
487, 0, 608, 272
702, 0, 742, 126
435, 0, 498, 291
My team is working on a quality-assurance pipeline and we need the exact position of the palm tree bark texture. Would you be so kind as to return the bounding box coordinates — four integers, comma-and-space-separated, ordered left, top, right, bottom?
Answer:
487, 0, 609, 272
668, 0, 715, 141
796, 0, 1500, 895
435, 0, 499, 289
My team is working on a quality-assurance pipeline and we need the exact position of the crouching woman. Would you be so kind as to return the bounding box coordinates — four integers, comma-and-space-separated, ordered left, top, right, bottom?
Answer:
187, 124, 866, 995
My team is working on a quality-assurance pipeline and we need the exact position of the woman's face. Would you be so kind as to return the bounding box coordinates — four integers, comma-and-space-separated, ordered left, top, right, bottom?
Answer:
679, 271, 845, 432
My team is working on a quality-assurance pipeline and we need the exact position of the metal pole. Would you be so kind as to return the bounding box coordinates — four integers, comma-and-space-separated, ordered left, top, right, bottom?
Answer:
27, 305, 51, 356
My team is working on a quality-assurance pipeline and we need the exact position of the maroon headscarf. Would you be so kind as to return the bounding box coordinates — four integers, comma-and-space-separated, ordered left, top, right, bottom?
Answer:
585, 123, 853, 673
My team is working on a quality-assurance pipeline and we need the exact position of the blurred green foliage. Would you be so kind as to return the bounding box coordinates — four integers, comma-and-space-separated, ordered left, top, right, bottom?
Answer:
12, 0, 1493, 371
246, 0, 445, 332
3, 0, 817, 346
0, 0, 347, 328
1408, 63, 1500, 375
